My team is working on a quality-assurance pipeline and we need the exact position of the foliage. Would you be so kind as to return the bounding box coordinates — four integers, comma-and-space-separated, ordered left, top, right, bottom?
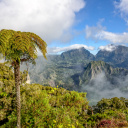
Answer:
87, 97, 128, 127
1, 83, 89, 127
1, 63, 128, 127
0, 62, 28, 127
0, 64, 88, 127
94, 97, 127, 113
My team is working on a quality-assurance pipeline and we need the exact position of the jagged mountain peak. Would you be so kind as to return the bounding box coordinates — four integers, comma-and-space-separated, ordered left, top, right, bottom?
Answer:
60, 47, 94, 61
61, 47, 88, 54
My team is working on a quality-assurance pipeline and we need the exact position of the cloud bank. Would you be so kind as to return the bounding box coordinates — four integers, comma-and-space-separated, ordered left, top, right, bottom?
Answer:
99, 44, 117, 52
0, 0, 85, 43
82, 72, 128, 105
85, 24, 128, 43
47, 44, 95, 54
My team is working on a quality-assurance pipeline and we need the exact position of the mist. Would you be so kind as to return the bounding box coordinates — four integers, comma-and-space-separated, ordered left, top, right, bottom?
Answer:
81, 72, 128, 106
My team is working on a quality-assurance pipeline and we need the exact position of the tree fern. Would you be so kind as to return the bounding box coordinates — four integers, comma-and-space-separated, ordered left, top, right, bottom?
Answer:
0, 29, 47, 128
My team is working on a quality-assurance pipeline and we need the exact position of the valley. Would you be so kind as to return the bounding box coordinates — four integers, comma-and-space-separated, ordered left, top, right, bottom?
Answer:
20, 45, 128, 105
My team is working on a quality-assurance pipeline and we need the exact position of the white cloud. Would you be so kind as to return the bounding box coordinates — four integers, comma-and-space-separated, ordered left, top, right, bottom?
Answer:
99, 44, 117, 52
0, 0, 85, 43
85, 24, 128, 43
47, 44, 95, 54
114, 0, 128, 23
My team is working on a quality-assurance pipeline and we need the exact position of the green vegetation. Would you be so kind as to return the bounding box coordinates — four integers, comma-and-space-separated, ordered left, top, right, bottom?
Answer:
1, 63, 128, 128
0, 63, 88, 127
90, 97, 128, 127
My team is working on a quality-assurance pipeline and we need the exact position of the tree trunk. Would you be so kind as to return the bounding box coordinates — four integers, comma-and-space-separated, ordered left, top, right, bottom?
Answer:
14, 60, 21, 128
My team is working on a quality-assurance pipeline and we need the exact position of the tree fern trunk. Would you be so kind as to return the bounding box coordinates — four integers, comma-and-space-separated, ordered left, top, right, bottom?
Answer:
14, 60, 21, 128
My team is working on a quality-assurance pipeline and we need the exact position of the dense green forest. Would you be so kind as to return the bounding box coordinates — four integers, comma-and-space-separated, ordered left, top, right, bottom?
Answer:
1, 62, 128, 128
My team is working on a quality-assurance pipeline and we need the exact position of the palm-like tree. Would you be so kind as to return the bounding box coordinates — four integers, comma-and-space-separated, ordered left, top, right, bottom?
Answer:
0, 29, 47, 128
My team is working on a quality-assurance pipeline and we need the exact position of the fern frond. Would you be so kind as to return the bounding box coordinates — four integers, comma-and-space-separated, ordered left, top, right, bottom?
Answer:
0, 29, 47, 63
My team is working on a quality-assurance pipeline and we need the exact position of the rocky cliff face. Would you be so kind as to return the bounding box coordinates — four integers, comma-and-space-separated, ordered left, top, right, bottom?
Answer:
83, 61, 113, 80
71, 61, 128, 87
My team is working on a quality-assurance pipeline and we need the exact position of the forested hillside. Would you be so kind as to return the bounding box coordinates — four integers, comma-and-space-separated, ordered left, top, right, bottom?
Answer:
1, 62, 128, 127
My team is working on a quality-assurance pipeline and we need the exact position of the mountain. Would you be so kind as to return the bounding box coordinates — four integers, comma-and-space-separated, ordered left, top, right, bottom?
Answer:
19, 47, 128, 105
77, 61, 128, 86
61, 47, 94, 62
20, 47, 94, 87
72, 61, 128, 105
20, 46, 128, 89
95, 45, 128, 68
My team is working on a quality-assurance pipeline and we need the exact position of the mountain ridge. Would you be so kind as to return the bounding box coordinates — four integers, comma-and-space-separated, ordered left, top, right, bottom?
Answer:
20, 45, 128, 88
19, 47, 128, 105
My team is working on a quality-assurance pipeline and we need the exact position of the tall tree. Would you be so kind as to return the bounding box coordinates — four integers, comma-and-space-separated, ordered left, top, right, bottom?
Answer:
0, 29, 47, 128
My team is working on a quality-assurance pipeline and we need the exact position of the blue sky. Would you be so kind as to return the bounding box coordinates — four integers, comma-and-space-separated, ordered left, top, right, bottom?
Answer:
0, 0, 128, 55
65, 0, 128, 54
